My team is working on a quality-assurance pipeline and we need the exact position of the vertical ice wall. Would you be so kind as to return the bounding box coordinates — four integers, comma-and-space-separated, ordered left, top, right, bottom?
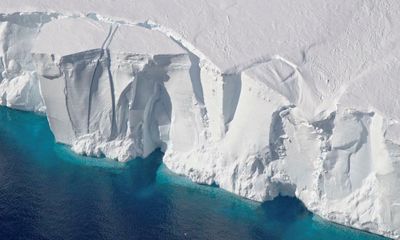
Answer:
32, 18, 205, 162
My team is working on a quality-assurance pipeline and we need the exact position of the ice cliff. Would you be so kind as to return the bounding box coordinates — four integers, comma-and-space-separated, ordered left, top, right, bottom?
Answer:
1, 0, 400, 238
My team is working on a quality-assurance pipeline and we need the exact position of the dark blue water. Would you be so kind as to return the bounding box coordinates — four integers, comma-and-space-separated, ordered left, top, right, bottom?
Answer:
0, 107, 387, 240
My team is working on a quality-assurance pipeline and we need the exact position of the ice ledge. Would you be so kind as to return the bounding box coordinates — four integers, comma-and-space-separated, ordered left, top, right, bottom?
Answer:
0, 11, 399, 239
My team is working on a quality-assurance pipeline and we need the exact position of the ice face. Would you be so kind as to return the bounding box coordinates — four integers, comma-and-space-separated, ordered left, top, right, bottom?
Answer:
0, 3, 399, 238
31, 18, 199, 163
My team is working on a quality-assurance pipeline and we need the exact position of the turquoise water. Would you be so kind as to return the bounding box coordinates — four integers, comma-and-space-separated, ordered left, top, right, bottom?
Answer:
0, 107, 387, 240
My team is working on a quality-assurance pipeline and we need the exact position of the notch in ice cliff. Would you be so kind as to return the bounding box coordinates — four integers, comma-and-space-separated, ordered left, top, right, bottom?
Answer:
0, 9, 400, 239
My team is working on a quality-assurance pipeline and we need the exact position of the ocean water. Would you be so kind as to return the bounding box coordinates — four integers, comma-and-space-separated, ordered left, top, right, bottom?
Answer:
0, 107, 387, 240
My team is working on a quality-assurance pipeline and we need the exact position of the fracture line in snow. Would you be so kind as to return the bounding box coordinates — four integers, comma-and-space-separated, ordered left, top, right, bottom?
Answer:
87, 24, 119, 134
83, 12, 222, 74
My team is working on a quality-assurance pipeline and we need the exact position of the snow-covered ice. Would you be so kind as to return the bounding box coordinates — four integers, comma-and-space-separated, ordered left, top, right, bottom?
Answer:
0, 1, 400, 238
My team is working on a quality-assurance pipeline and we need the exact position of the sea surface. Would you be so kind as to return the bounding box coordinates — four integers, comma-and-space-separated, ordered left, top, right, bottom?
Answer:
0, 107, 387, 240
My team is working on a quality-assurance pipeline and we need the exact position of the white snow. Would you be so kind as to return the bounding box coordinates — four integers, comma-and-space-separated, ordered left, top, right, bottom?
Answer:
0, 1, 400, 238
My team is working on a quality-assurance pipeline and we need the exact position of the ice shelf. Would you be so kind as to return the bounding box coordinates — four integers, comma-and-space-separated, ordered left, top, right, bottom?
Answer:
0, 1, 400, 238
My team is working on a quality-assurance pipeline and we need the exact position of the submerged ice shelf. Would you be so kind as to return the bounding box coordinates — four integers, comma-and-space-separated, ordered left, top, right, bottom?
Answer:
0, 1, 400, 238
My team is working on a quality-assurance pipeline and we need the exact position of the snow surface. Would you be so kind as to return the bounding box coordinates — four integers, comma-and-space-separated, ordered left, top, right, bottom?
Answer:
1, 1, 400, 238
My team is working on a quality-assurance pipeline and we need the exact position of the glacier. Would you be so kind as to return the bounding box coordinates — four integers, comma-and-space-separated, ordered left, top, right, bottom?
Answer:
0, 0, 400, 238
